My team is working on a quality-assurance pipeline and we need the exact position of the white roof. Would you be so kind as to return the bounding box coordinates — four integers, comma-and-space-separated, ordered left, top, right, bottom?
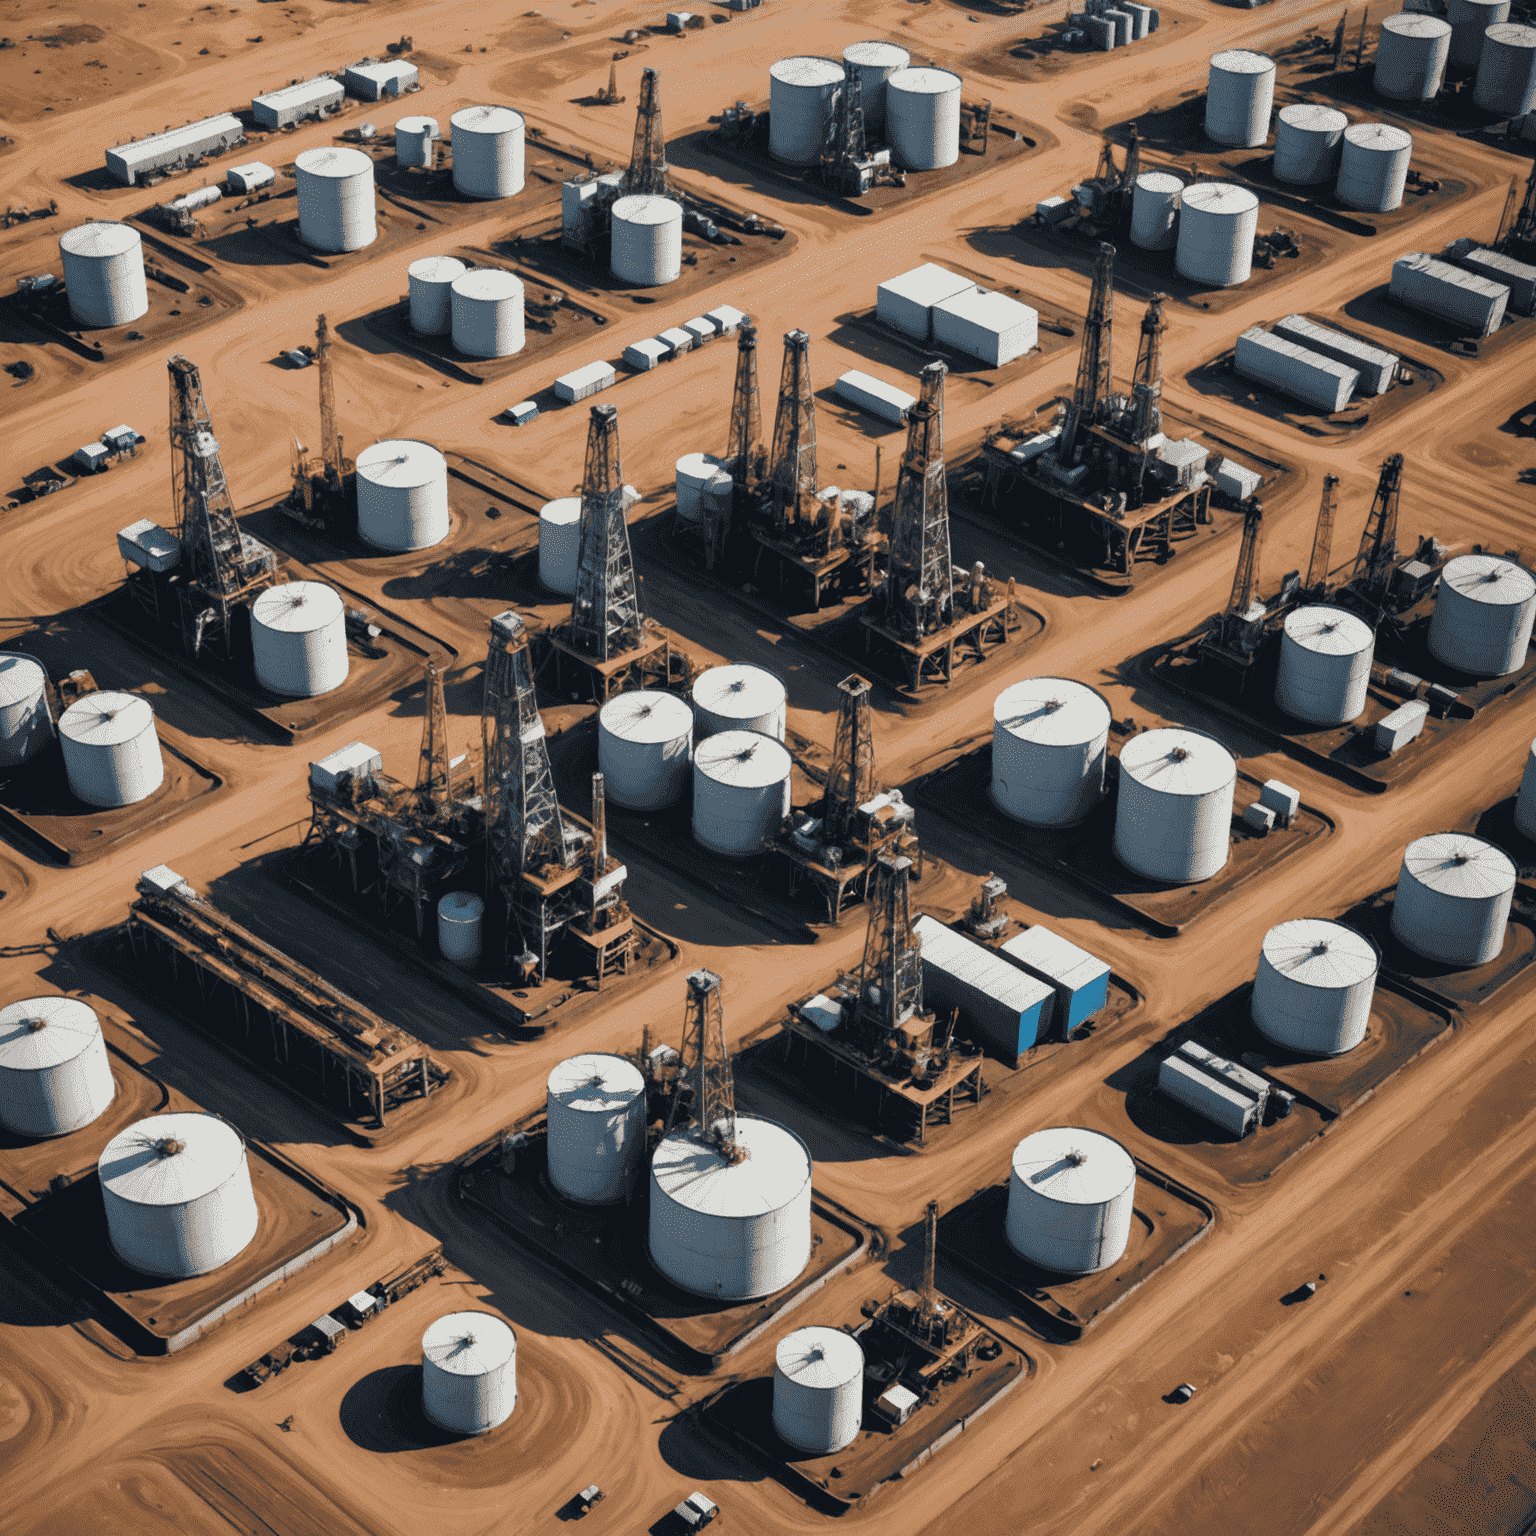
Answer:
844, 39, 910, 67
1282, 605, 1374, 656
1401, 833, 1516, 898
914, 915, 1054, 1013
109, 114, 242, 168
889, 66, 962, 94
1487, 22, 1536, 44
612, 193, 682, 226
422, 1311, 516, 1374
1118, 728, 1235, 796
1011, 1127, 1135, 1205
651, 1116, 812, 1217
451, 105, 525, 135
228, 160, 275, 181
438, 891, 483, 919
0, 997, 102, 1072
1136, 171, 1184, 194
1182, 182, 1260, 216
770, 55, 845, 87
452, 267, 523, 301
776, 1326, 864, 1388
540, 496, 582, 526
600, 689, 694, 744
1002, 926, 1110, 989
59, 691, 154, 746
837, 369, 917, 410
1382, 12, 1450, 36
1344, 122, 1412, 154
693, 663, 785, 720
677, 451, 724, 483
933, 287, 1036, 330
1210, 48, 1275, 74
880, 1383, 920, 1411
1278, 103, 1348, 133
408, 255, 466, 283
347, 59, 417, 84
253, 77, 341, 108
706, 304, 746, 329
1260, 919, 1377, 989
993, 676, 1109, 746
628, 338, 670, 361
0, 654, 46, 707
394, 115, 439, 136
295, 146, 372, 178
558, 361, 616, 389
1439, 553, 1536, 608
684, 317, 715, 337
658, 327, 694, 348
1396, 252, 1509, 299
99, 1112, 245, 1205
1275, 315, 1398, 369
547, 1052, 645, 1111
252, 580, 344, 634
356, 437, 446, 489
60, 222, 140, 259
878, 262, 975, 307
316, 740, 380, 777
694, 729, 792, 788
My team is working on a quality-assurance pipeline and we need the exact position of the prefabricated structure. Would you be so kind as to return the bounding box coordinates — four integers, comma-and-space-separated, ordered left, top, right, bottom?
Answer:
356, 438, 450, 551
1005, 1126, 1135, 1274
98, 1111, 260, 1278
58, 691, 164, 809
505, 400, 538, 427
1374, 14, 1452, 100
1426, 553, 1536, 676
1473, 22, 1536, 116
553, 362, 616, 403
422, 1312, 518, 1435
117, 519, 181, 575
59, 223, 148, 329
1391, 832, 1515, 966
0, 996, 116, 1139
1213, 458, 1262, 501
1130, 171, 1183, 250
1275, 606, 1375, 724
226, 161, 276, 195
656, 326, 695, 358
598, 690, 694, 809
692, 730, 792, 856
1235, 327, 1358, 412
876, 263, 976, 340
1390, 253, 1508, 336
450, 267, 525, 358
538, 497, 582, 593
1205, 50, 1276, 147
106, 114, 244, 185
1515, 738, 1536, 840
931, 288, 1038, 366
610, 195, 683, 286
545, 1053, 647, 1204
71, 441, 108, 474
1158, 1039, 1269, 1137
1113, 727, 1236, 884
344, 59, 418, 99
999, 925, 1111, 1036
1252, 918, 1377, 1056
1335, 124, 1412, 213
648, 1116, 813, 1300
886, 66, 963, 170
707, 304, 747, 335
450, 105, 526, 198
251, 77, 343, 129
436, 891, 484, 968
1272, 315, 1398, 395
624, 337, 671, 371
842, 40, 911, 131
1448, 0, 1510, 70
768, 56, 846, 165
912, 915, 1055, 1066
1446, 242, 1536, 315
394, 115, 439, 168
835, 370, 916, 425
294, 146, 376, 253
1176, 183, 1259, 288
1273, 103, 1347, 185
774, 1327, 864, 1455
692, 663, 787, 740
0, 654, 54, 768
407, 255, 467, 335
250, 581, 349, 698
1376, 699, 1428, 754
990, 676, 1110, 827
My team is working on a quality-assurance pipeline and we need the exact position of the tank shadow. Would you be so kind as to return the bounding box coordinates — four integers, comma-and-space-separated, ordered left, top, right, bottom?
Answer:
338, 1364, 461, 1453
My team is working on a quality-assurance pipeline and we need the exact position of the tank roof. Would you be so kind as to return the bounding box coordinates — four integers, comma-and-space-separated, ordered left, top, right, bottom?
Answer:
408, 254, 466, 282
1282, 605, 1375, 656
1136, 170, 1184, 192
600, 689, 694, 744
1181, 182, 1260, 215
252, 580, 343, 634
1260, 919, 1377, 989
652, 1116, 811, 1217
612, 194, 683, 224
295, 145, 372, 177
695, 729, 791, 788
1210, 48, 1275, 72
547, 1052, 645, 1112
776, 1326, 864, 1387
394, 115, 439, 134
356, 437, 446, 487
451, 266, 524, 300
994, 677, 1110, 746
769, 56, 845, 86
451, 104, 525, 133
1118, 727, 1235, 796
59, 691, 154, 746
1382, 12, 1451, 35
60, 222, 140, 258
889, 65, 963, 92
0, 653, 46, 706
99, 1112, 245, 1205
438, 891, 484, 919
422, 1310, 516, 1373
1011, 1127, 1135, 1205
539, 496, 582, 526
1439, 553, 1536, 606
1485, 22, 1536, 44
1401, 833, 1516, 898
1278, 102, 1349, 131
1344, 122, 1413, 151
843, 40, 909, 66
0, 997, 101, 1072
693, 663, 786, 718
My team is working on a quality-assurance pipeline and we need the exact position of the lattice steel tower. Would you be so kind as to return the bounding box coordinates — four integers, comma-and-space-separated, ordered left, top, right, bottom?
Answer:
664, 968, 741, 1161
570, 404, 643, 661
1062, 242, 1116, 460
766, 329, 818, 533
1351, 454, 1402, 593
822, 674, 875, 846
726, 319, 765, 491
885, 360, 954, 642
627, 67, 669, 197
854, 852, 923, 1051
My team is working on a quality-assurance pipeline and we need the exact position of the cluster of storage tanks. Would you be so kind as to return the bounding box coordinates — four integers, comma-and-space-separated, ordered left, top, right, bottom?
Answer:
407, 255, 526, 358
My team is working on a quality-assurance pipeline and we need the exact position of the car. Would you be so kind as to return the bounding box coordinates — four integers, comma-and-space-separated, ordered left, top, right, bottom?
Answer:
673, 1491, 718, 1528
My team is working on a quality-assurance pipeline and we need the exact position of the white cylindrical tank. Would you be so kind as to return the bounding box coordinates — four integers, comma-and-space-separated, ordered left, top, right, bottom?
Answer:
649, 1116, 813, 1300
1516, 738, 1536, 841
1273, 103, 1348, 185
1474, 23, 1536, 116
437, 891, 484, 968
1114, 727, 1236, 884
610, 195, 683, 287
294, 146, 376, 253
1175, 183, 1258, 288
538, 497, 582, 594
421, 1312, 517, 1435
991, 677, 1110, 827
1391, 832, 1515, 966
59, 691, 163, 809
1375, 14, 1452, 100
693, 730, 792, 857
99, 1111, 259, 1278
1427, 554, 1536, 677
394, 114, 439, 168
842, 40, 910, 133
1252, 919, 1378, 1056
250, 581, 348, 698
1275, 606, 1374, 725
598, 690, 694, 810
356, 438, 450, 552
59, 222, 148, 328
773, 1327, 864, 1455
407, 255, 466, 335
450, 267, 526, 358
1449, 0, 1510, 71
1336, 123, 1412, 212
0, 996, 115, 1138
450, 105, 526, 198
769, 56, 846, 166
1205, 50, 1276, 147
675, 452, 724, 527
1005, 1126, 1136, 1275
0, 653, 54, 767
545, 1052, 647, 1204
886, 66, 963, 171
1129, 171, 1183, 251
692, 663, 786, 740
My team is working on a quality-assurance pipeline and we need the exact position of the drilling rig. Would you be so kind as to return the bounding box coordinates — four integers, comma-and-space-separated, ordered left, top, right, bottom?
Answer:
626, 67, 669, 196
1305, 474, 1338, 599
286, 314, 353, 528
819, 64, 901, 196
661, 968, 741, 1160
1199, 499, 1271, 684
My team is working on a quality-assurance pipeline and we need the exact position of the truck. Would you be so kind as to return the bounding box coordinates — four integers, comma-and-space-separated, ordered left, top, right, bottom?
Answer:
674, 1492, 719, 1528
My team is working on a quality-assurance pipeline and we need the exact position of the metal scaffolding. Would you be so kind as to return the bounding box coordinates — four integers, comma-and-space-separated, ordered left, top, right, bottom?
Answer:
885, 361, 955, 643
663, 968, 741, 1160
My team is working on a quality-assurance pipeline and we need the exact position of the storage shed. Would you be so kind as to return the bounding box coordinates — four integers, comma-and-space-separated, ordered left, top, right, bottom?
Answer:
1000, 926, 1111, 1035
912, 915, 1054, 1066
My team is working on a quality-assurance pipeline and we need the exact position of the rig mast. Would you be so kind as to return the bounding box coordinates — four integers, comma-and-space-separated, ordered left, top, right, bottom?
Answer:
1307, 474, 1338, 597
853, 851, 925, 1057
1061, 242, 1116, 460
627, 67, 669, 197
822, 674, 875, 847
570, 404, 643, 662
765, 329, 819, 537
664, 968, 741, 1160
885, 361, 954, 642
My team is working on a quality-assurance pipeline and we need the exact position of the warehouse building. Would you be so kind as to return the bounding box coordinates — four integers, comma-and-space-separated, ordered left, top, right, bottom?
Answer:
251, 77, 343, 130
1272, 314, 1398, 395
913, 915, 1055, 1067
1235, 326, 1358, 412
344, 59, 420, 100
106, 114, 245, 185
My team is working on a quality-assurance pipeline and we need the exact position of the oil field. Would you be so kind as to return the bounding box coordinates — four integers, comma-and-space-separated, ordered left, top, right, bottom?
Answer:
4, 0, 1536, 1532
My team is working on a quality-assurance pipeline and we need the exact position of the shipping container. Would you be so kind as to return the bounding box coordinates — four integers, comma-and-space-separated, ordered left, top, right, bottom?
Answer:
835, 369, 916, 425
1272, 314, 1398, 395
1235, 327, 1358, 412
1000, 925, 1110, 1035
913, 915, 1054, 1066
1157, 1055, 1257, 1137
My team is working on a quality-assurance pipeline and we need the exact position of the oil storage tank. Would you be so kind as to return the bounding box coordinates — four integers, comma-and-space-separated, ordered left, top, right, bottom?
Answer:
0, 654, 54, 767
675, 452, 725, 527
1391, 832, 1515, 966
59, 691, 163, 809
450, 267, 525, 358
692, 663, 786, 740
1275, 606, 1374, 724
1273, 103, 1348, 185
1516, 738, 1536, 839
394, 114, 439, 168
649, 1116, 813, 1300
599, 690, 694, 809
1176, 183, 1258, 288
59, 222, 149, 328
356, 438, 450, 551
408, 255, 466, 335
450, 105, 526, 198
1376, 14, 1451, 100
1130, 171, 1183, 250
1449, 0, 1510, 70
1252, 918, 1378, 1055
991, 677, 1110, 827
692, 730, 792, 857
1005, 1126, 1136, 1275
546, 1053, 646, 1204
1205, 50, 1276, 147
1336, 124, 1412, 212
842, 40, 910, 133
294, 146, 376, 252
538, 497, 582, 593
0, 996, 115, 1138
251, 581, 348, 698
610, 195, 682, 287
436, 891, 483, 968
1426, 553, 1536, 677
769, 57, 845, 165
1474, 23, 1536, 116
422, 1312, 517, 1435
99, 1111, 260, 1278
887, 67, 963, 170
1114, 727, 1236, 884
773, 1327, 864, 1455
